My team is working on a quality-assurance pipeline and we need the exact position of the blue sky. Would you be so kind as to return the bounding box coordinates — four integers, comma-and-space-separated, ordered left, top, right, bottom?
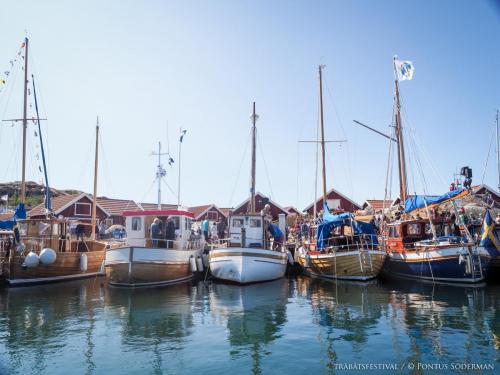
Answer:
0, 0, 499, 210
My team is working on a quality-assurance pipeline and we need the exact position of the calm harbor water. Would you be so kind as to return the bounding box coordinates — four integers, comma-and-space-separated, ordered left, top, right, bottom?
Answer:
0, 276, 499, 374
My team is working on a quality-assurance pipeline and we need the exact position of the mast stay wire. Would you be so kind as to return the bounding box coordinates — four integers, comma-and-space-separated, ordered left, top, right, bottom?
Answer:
324, 80, 355, 199
257, 131, 275, 200
228, 129, 251, 207
481, 124, 495, 184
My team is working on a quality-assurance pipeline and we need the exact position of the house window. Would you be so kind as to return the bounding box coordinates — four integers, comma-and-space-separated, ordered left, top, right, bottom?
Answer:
326, 199, 341, 210
75, 202, 91, 216
131, 217, 141, 231
207, 211, 218, 221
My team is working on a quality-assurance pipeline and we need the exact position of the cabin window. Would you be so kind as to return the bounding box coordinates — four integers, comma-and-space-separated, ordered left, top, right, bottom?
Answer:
232, 218, 244, 228
407, 223, 421, 236
171, 216, 180, 230
38, 222, 51, 236
131, 217, 141, 231
185, 218, 192, 230
388, 226, 399, 238
249, 218, 261, 228
75, 202, 91, 216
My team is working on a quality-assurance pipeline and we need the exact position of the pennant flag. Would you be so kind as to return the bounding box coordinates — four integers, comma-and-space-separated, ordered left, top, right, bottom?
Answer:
394, 58, 415, 81
1, 194, 8, 201
179, 129, 187, 143
480, 210, 500, 256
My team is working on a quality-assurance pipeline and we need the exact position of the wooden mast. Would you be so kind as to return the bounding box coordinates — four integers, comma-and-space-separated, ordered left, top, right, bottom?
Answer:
496, 109, 499, 192
20, 37, 29, 204
91, 118, 99, 240
393, 59, 408, 205
319, 65, 327, 206
249, 102, 257, 213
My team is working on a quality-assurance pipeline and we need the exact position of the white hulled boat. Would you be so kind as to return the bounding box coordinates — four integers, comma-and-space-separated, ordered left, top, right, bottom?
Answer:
208, 103, 289, 284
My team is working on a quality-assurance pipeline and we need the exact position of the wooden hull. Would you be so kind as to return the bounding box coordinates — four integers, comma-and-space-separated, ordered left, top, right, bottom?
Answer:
209, 247, 288, 284
5, 250, 106, 286
105, 246, 203, 287
297, 250, 386, 281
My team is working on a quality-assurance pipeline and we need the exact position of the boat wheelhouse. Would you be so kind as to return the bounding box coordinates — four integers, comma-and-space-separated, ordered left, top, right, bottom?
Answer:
384, 219, 490, 283
105, 209, 204, 287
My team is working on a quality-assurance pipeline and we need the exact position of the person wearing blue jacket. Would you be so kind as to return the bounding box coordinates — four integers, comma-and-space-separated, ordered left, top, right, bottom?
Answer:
267, 223, 284, 250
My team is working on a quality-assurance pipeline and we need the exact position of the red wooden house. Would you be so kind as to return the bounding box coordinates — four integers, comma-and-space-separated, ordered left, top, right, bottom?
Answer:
232, 192, 288, 221
304, 188, 361, 216
189, 204, 227, 222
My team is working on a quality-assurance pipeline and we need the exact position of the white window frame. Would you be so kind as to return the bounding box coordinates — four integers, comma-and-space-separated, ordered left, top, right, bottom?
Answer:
74, 202, 91, 216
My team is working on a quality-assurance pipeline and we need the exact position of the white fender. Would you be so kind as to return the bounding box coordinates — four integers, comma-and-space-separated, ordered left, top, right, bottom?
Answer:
80, 253, 88, 272
196, 256, 204, 272
189, 255, 197, 273
202, 253, 209, 268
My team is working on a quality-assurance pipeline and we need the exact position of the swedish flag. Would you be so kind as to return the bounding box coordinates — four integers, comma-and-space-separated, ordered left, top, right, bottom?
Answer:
480, 210, 500, 256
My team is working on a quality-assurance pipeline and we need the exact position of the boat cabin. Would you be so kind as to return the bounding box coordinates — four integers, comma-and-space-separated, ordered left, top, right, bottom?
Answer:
386, 219, 433, 252
228, 214, 265, 248
123, 209, 197, 248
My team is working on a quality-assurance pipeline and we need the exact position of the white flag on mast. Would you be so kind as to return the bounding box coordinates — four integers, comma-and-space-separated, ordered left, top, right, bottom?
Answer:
394, 59, 415, 81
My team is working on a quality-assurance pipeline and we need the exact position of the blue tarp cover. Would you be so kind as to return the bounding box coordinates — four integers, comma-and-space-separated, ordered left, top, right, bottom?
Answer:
317, 203, 378, 250
0, 204, 26, 230
404, 189, 466, 213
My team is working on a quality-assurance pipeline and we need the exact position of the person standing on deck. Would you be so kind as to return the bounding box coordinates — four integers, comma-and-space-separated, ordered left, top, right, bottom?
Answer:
165, 217, 176, 249
210, 222, 218, 242
202, 219, 209, 241
217, 219, 226, 241
151, 218, 161, 248
267, 223, 285, 250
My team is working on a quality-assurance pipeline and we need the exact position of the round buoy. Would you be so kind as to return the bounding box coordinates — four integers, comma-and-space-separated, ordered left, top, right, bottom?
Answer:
196, 256, 204, 272
39, 248, 57, 265
189, 255, 197, 273
24, 251, 39, 268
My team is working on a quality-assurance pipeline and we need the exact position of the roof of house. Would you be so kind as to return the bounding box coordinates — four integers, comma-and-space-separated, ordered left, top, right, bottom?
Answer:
472, 184, 500, 199
96, 197, 141, 216
284, 206, 303, 215
303, 188, 361, 212
28, 193, 110, 218
0, 210, 15, 221
233, 192, 288, 215
219, 207, 233, 218
363, 199, 394, 211
189, 204, 213, 219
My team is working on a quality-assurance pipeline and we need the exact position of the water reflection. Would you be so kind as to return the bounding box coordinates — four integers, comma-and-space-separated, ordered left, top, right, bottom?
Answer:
0, 278, 105, 375
209, 279, 289, 375
0, 276, 499, 374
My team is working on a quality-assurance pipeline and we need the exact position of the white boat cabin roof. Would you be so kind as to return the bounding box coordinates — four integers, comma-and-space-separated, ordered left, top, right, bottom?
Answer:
123, 209, 194, 219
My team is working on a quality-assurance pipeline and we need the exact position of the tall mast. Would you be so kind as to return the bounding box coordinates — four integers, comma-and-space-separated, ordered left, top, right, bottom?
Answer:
393, 58, 408, 204
318, 65, 327, 204
20, 37, 29, 204
249, 102, 258, 213
157, 142, 162, 209
496, 109, 499, 192
91, 118, 99, 240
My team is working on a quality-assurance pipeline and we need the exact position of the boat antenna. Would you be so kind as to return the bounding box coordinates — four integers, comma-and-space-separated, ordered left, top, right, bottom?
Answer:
178, 127, 187, 207
91, 118, 99, 240
31, 74, 51, 214
249, 102, 258, 213
319, 65, 327, 206
152, 142, 168, 209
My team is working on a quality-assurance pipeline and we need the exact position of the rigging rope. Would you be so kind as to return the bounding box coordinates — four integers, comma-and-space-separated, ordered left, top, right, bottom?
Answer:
257, 131, 275, 199
228, 130, 251, 207
481, 124, 495, 184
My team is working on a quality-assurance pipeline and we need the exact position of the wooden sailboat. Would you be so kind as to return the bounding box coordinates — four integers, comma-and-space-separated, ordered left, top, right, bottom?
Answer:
208, 102, 288, 284
0, 39, 106, 286
381, 57, 490, 283
296, 65, 386, 281
104, 142, 205, 287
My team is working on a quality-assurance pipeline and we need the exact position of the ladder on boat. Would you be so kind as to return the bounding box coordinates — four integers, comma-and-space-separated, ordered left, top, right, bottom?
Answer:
470, 252, 483, 281
358, 248, 373, 273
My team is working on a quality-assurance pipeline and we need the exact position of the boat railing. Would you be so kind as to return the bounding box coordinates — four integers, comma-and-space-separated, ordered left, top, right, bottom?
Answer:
145, 237, 204, 250
321, 234, 379, 254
